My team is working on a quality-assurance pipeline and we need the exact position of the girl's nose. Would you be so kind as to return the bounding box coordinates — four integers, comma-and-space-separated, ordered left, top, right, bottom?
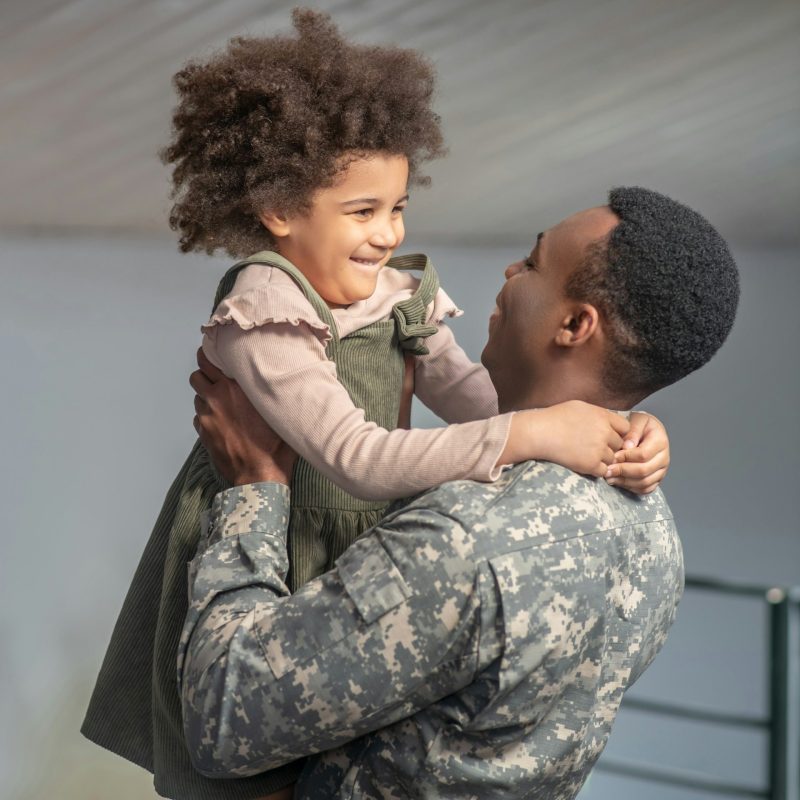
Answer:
371, 218, 402, 249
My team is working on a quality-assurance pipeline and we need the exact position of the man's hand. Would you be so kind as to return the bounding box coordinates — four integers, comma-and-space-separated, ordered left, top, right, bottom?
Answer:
605, 412, 670, 494
190, 348, 297, 487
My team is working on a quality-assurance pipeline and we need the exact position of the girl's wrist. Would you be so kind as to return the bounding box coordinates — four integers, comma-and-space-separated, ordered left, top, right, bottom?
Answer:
502, 409, 548, 465
521, 408, 552, 462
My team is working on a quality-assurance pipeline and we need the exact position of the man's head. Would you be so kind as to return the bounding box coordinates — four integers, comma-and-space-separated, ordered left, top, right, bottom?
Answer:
481, 187, 740, 412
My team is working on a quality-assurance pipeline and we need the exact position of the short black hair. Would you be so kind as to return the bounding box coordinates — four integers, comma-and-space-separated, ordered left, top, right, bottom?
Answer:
566, 186, 740, 399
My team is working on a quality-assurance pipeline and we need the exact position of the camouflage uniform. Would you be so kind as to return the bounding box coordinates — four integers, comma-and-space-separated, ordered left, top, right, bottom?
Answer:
179, 459, 683, 799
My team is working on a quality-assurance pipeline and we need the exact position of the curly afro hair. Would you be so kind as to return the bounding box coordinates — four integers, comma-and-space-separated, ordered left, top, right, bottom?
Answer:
566, 187, 740, 400
161, 8, 446, 257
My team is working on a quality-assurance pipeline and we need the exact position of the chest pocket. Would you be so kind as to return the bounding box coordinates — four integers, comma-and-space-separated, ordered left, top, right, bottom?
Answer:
259, 535, 411, 680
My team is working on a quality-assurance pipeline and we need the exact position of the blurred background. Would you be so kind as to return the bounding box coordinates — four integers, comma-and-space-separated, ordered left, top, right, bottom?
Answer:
1, 0, 798, 798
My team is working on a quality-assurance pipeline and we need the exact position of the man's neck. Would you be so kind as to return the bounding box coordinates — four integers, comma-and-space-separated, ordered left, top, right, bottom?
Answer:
499, 372, 634, 412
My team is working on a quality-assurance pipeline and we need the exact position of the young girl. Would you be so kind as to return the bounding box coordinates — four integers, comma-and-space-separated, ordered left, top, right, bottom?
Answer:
82, 10, 668, 800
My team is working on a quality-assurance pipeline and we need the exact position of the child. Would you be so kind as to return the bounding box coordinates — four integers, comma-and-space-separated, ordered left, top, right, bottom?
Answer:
82, 10, 668, 800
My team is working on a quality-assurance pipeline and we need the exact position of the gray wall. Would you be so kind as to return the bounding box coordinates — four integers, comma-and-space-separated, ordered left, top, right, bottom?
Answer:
1, 234, 797, 798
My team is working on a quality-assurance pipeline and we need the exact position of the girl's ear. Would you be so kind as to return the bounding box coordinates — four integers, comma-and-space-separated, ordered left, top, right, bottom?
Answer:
259, 209, 291, 238
555, 303, 600, 347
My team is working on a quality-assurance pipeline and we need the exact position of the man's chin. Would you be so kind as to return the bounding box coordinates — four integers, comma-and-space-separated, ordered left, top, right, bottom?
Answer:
480, 348, 498, 383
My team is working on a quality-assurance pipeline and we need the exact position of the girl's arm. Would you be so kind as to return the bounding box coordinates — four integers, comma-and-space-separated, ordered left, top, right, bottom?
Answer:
413, 323, 499, 422
415, 323, 670, 495
205, 321, 508, 500
204, 320, 627, 501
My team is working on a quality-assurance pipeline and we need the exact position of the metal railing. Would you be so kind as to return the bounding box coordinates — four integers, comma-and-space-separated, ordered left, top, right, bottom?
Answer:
595, 575, 800, 799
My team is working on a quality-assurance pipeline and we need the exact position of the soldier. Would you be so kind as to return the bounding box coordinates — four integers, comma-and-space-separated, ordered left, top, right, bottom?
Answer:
181, 187, 739, 798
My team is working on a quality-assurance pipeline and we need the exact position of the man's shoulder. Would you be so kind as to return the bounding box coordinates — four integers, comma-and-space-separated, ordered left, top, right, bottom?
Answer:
389, 461, 674, 558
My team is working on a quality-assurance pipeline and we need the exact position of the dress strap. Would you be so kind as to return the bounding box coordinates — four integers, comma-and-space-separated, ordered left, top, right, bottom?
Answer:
212, 251, 340, 358
385, 253, 441, 356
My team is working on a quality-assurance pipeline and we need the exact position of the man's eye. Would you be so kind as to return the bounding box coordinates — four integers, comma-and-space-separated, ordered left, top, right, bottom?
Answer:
524, 256, 537, 270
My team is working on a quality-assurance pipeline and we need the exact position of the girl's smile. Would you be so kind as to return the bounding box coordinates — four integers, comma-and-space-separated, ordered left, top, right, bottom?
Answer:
260, 153, 410, 308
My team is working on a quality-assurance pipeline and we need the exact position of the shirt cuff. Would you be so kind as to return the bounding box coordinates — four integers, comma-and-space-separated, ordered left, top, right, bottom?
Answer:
486, 411, 516, 480
208, 482, 291, 545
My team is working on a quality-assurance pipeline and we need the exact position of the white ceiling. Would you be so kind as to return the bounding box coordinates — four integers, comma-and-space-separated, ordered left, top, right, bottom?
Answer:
2, 0, 798, 247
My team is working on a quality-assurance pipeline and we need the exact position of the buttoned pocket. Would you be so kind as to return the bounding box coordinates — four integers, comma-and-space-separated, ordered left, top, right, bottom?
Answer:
336, 536, 411, 624
258, 535, 410, 680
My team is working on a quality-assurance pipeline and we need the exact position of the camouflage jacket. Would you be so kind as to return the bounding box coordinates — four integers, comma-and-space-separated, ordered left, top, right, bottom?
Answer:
178, 460, 683, 799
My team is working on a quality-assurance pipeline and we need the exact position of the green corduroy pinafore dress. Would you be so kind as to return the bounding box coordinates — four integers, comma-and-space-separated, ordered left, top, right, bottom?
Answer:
82, 252, 440, 800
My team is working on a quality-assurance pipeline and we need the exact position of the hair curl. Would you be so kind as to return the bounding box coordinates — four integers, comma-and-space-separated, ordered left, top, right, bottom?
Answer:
161, 8, 446, 256
566, 187, 740, 400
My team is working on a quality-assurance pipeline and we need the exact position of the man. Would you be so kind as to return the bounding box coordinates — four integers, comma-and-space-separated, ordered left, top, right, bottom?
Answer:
181, 187, 739, 798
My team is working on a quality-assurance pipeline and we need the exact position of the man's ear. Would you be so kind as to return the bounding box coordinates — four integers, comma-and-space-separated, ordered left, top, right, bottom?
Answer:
555, 303, 600, 347
258, 209, 291, 238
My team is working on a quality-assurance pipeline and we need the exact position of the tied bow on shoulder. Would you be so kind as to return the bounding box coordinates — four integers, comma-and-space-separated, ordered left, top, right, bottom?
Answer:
392, 293, 438, 356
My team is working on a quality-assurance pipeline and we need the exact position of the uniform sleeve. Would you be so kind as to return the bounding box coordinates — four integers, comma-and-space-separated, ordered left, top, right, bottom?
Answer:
179, 483, 486, 777
203, 319, 513, 501
414, 323, 499, 423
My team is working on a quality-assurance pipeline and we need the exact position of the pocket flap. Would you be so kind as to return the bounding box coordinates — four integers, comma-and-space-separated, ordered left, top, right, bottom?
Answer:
336, 536, 411, 625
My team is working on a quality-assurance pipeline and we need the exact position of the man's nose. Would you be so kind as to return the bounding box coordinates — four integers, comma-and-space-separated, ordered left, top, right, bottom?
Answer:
504, 261, 523, 280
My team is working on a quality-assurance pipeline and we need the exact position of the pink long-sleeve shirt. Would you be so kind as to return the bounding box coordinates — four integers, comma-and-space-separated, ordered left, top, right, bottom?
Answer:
201, 262, 513, 501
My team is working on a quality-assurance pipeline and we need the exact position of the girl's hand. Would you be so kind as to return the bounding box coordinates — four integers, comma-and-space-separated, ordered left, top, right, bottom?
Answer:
605, 412, 670, 494
506, 400, 630, 478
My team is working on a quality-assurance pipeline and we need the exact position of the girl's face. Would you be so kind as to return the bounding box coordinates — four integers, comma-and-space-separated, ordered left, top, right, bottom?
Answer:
263, 153, 409, 308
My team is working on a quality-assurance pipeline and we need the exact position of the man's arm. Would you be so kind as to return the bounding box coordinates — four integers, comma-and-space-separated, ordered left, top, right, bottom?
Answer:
178, 482, 485, 777
184, 348, 487, 776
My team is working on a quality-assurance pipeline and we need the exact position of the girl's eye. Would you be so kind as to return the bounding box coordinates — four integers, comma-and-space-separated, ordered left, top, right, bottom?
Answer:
352, 208, 373, 218
393, 205, 407, 214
